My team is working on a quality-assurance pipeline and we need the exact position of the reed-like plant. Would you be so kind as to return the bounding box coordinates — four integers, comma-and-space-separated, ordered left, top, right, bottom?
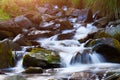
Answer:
85, 0, 119, 19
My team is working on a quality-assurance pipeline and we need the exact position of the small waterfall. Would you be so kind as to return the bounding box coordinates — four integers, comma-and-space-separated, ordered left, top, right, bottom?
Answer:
69, 50, 105, 66
89, 52, 105, 63
13, 46, 34, 73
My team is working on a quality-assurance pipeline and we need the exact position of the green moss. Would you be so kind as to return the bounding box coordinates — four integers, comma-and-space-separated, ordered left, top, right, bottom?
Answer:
113, 32, 120, 42
0, 9, 10, 20
8, 49, 14, 67
0, 41, 15, 68
113, 39, 120, 53
94, 31, 112, 39
29, 48, 60, 64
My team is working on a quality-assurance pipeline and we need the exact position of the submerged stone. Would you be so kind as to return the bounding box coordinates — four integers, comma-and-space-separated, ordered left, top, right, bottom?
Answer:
23, 67, 43, 74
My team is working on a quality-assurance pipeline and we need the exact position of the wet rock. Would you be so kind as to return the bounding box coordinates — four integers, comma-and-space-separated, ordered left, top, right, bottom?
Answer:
46, 7, 60, 15
85, 38, 120, 63
93, 30, 111, 39
26, 29, 54, 40
79, 33, 95, 43
13, 34, 32, 46
105, 69, 120, 80
0, 70, 5, 74
70, 72, 92, 80
105, 24, 120, 41
25, 12, 42, 25
41, 14, 56, 22
30, 41, 40, 46
70, 52, 82, 65
57, 31, 75, 40
36, 7, 48, 14
0, 39, 15, 68
39, 21, 56, 30
0, 30, 13, 40
0, 19, 22, 36
108, 19, 120, 27
55, 19, 73, 31
77, 8, 93, 23
4, 75, 26, 80
70, 49, 91, 65
14, 15, 33, 29
93, 17, 109, 28
23, 67, 43, 74
23, 48, 60, 69
3, 39, 21, 51
55, 10, 65, 17
65, 8, 80, 16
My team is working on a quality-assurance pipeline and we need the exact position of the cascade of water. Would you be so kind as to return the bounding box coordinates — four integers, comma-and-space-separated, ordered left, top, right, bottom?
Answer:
69, 50, 105, 66
12, 47, 26, 73
13, 46, 34, 73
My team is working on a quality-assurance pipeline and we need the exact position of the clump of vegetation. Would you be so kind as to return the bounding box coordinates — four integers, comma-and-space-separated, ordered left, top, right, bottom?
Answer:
0, 0, 119, 20
0, 9, 10, 20
90, 0, 118, 19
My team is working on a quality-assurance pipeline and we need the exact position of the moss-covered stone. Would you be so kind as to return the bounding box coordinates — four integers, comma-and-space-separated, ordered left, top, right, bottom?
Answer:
30, 48, 60, 64
0, 30, 13, 40
85, 38, 120, 63
93, 30, 112, 39
23, 48, 60, 69
0, 39, 15, 68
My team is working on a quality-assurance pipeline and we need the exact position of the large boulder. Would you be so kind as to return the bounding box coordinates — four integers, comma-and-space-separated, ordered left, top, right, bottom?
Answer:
0, 30, 13, 40
26, 29, 54, 40
0, 19, 22, 36
23, 48, 60, 69
77, 8, 93, 23
55, 19, 73, 31
13, 34, 32, 46
25, 12, 42, 25
0, 39, 15, 68
93, 17, 109, 28
85, 38, 120, 63
14, 15, 33, 29
57, 31, 75, 40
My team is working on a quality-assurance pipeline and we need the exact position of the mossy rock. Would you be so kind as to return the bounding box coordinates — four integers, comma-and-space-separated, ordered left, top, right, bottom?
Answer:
85, 38, 120, 63
93, 30, 112, 39
30, 48, 60, 64
85, 38, 120, 50
23, 48, 60, 69
0, 30, 13, 40
0, 39, 15, 68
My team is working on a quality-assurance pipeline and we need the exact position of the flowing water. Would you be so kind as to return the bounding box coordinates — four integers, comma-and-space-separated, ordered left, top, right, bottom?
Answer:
2, 24, 120, 80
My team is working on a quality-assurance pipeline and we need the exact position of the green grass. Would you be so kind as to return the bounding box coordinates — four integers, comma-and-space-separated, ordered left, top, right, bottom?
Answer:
85, 0, 119, 19
0, 0, 119, 20
0, 9, 10, 20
